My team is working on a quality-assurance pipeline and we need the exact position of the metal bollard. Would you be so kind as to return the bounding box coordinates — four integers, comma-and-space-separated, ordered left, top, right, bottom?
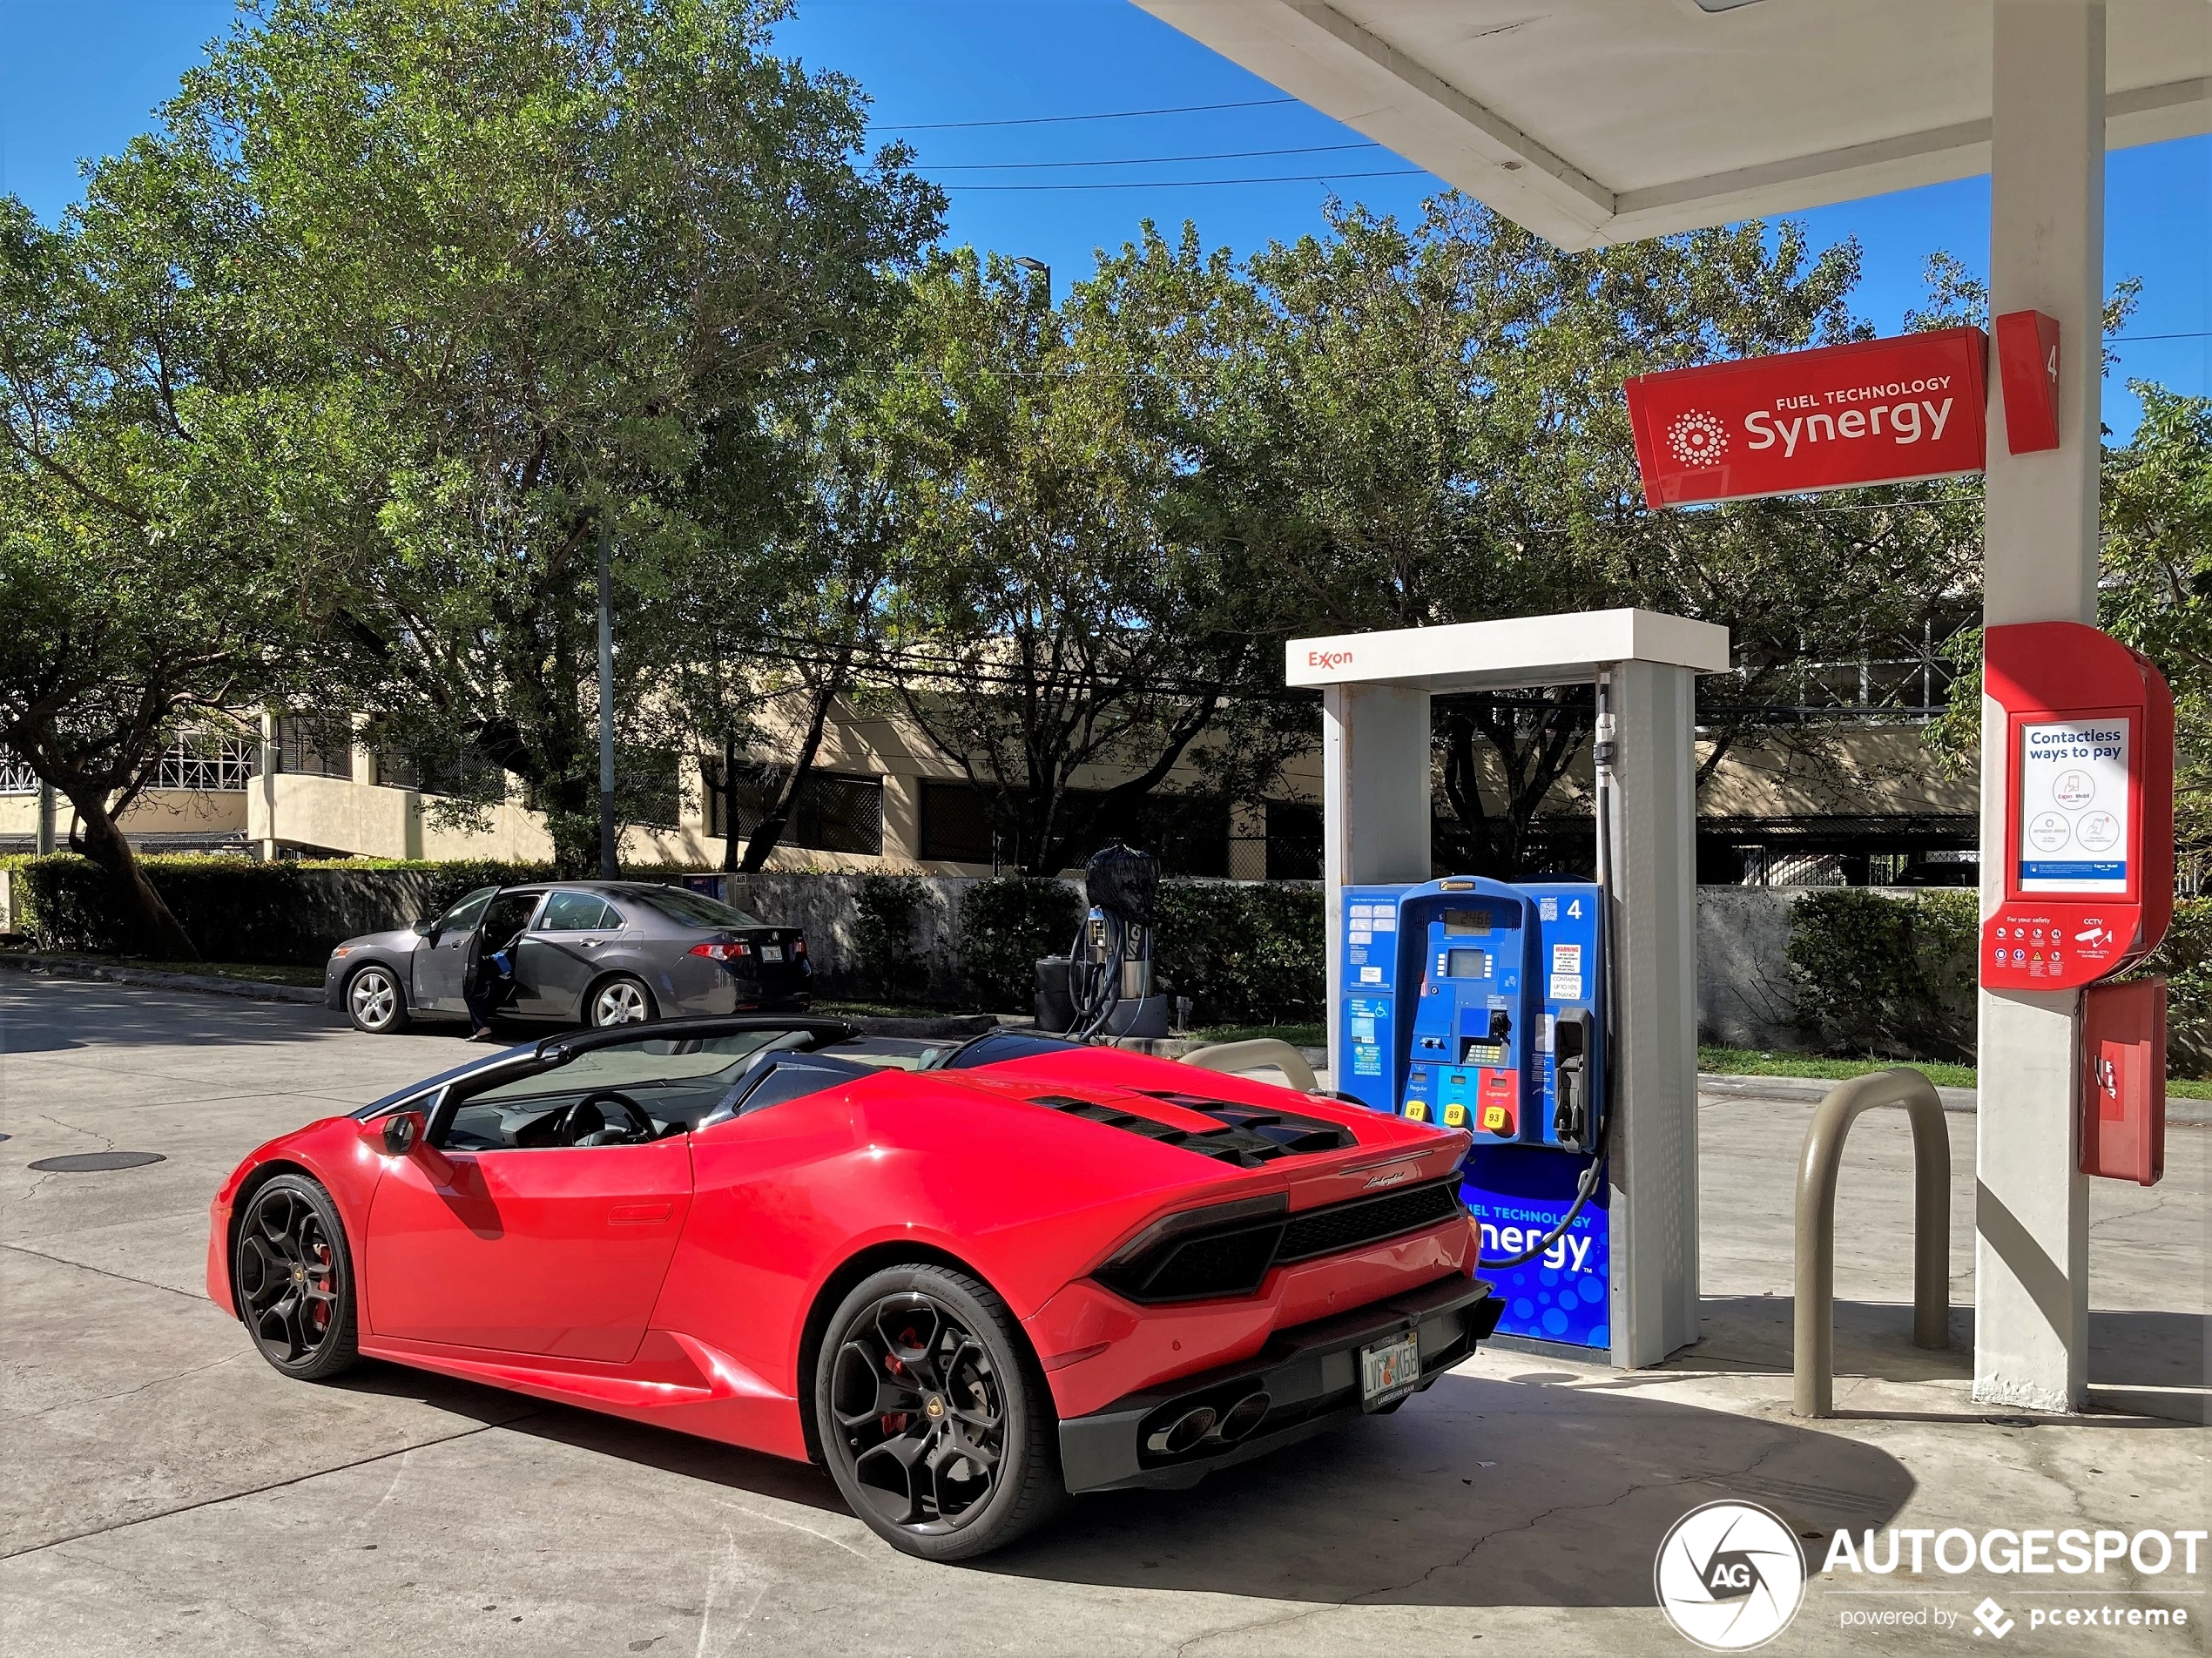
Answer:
1794, 1068, 1952, 1417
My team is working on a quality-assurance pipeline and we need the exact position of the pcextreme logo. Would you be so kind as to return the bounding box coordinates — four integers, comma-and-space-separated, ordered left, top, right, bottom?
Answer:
1654, 1501, 1806, 1651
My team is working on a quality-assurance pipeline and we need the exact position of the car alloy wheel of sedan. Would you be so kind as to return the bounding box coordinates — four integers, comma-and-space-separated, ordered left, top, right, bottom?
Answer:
590, 977, 654, 1027
347, 965, 406, 1034
234, 1176, 358, 1380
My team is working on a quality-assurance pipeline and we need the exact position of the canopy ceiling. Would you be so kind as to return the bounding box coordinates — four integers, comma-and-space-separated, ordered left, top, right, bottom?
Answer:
1134, 1, 2211, 246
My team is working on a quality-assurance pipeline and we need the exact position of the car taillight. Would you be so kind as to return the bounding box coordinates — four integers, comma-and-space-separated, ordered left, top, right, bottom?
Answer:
690, 941, 752, 962
792, 937, 806, 955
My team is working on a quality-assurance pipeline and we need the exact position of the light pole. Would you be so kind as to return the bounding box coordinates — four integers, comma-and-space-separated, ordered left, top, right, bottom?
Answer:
1011, 255, 1050, 307
597, 517, 617, 880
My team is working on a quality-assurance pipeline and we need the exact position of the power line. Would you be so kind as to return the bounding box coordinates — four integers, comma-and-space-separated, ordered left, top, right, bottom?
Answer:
941, 167, 1428, 193
2110, 330, 2209, 342
924, 141, 1383, 172
876, 97, 1298, 132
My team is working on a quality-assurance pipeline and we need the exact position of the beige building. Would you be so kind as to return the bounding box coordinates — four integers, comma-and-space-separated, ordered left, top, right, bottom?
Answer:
3, 700, 1978, 887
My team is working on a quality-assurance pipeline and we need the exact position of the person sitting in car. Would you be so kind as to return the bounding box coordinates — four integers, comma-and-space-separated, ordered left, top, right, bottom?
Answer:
462, 890, 535, 1041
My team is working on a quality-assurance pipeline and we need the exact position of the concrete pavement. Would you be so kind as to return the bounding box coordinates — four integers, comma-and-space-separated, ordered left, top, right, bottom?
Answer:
3, 977, 2204, 1656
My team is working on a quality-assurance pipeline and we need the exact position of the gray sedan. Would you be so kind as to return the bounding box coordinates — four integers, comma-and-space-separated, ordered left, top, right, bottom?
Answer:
325, 881, 812, 1035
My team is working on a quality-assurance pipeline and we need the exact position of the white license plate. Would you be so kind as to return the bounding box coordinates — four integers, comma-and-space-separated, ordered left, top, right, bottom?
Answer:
760, 945, 784, 962
1360, 1331, 1420, 1408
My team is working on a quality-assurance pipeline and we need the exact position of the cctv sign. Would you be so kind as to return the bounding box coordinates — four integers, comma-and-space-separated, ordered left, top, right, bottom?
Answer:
1624, 327, 1989, 507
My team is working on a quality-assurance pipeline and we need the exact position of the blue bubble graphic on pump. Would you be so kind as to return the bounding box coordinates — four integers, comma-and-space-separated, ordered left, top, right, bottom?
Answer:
1579, 1277, 1607, 1305
1541, 1307, 1569, 1337
1537, 1290, 1551, 1305
1538, 1266, 1559, 1286
1512, 1297, 1534, 1322
1587, 1324, 1609, 1349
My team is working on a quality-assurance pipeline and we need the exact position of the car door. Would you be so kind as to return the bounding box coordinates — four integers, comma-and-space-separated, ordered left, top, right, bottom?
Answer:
412, 886, 498, 1012
471, 888, 549, 1011
363, 1060, 697, 1363
514, 891, 622, 1019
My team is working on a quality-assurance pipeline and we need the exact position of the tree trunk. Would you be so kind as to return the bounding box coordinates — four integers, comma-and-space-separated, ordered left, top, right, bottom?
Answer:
64, 784, 198, 960
719, 734, 741, 873
740, 676, 841, 873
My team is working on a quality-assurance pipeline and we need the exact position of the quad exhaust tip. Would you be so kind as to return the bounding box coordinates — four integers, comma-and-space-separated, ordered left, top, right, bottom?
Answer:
1145, 1390, 1271, 1457
1216, 1390, 1271, 1443
1150, 1406, 1217, 1455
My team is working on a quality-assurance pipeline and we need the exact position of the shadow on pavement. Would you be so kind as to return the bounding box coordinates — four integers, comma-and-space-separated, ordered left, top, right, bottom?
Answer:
1690, 1295, 2206, 1419
329, 1360, 1912, 1604
0, 978, 338, 1052
978, 1370, 1913, 1605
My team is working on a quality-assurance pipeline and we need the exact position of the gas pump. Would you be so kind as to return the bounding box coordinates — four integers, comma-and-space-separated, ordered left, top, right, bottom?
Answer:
1332, 684, 1621, 1355
1337, 875, 1613, 1351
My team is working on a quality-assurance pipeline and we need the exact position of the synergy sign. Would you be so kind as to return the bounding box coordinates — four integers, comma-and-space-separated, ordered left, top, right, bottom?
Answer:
1624, 327, 1989, 507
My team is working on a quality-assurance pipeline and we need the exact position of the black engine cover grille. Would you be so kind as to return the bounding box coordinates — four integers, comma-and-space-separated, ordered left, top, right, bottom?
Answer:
1098, 1178, 1466, 1304
1276, 1181, 1464, 1264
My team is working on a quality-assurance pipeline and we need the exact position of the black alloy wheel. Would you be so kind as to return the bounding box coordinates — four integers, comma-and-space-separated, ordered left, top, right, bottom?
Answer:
234, 1174, 360, 1380
816, 1265, 1064, 1560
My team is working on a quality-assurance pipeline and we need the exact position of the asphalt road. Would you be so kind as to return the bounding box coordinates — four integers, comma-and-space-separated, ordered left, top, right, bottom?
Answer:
2, 976, 2204, 1657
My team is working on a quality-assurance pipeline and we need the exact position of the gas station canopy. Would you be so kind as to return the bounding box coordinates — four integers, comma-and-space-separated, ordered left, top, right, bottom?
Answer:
1135, 1, 2211, 248
1286, 608, 1730, 693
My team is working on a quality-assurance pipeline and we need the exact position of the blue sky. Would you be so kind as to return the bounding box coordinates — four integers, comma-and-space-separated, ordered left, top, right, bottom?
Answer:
4, 0, 2204, 435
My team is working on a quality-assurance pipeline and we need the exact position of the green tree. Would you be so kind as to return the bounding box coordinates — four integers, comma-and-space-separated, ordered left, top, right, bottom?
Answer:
0, 163, 317, 955
142, 0, 941, 873
878, 245, 1302, 875
1197, 196, 1980, 874
2101, 385, 2212, 856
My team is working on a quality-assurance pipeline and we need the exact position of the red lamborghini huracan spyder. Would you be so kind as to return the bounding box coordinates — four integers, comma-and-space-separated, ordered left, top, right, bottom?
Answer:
208, 1018, 1501, 1559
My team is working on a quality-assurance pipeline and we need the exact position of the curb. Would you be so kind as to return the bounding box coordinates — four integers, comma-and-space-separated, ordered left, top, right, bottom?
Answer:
1699, 1071, 1980, 1113
1698, 1068, 2209, 1126
0, 952, 325, 1006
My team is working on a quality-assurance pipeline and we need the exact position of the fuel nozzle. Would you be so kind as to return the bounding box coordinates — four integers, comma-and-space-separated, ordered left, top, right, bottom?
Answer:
1552, 1009, 1594, 1151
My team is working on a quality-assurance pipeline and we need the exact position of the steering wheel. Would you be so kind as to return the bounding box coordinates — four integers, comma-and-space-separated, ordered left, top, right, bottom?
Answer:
553, 1090, 658, 1147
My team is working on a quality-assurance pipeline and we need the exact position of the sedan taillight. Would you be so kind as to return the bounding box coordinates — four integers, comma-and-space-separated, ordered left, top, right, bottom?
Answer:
690, 941, 752, 962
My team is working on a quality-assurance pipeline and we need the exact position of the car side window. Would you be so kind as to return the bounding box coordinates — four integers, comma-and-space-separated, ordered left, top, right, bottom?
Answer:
437, 1032, 779, 1150
540, 892, 611, 931
478, 892, 542, 951
433, 886, 497, 934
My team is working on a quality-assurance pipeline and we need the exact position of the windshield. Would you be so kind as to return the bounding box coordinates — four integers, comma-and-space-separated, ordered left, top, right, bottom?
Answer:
625, 886, 764, 929
433, 886, 497, 933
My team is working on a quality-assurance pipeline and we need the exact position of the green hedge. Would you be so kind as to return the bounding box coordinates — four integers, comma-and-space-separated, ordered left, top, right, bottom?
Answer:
957, 877, 1084, 1009
953, 877, 1325, 1021
2137, 898, 2212, 1079
1787, 888, 2212, 1077
1153, 881, 1325, 1026
1787, 888, 1979, 1064
0, 854, 733, 963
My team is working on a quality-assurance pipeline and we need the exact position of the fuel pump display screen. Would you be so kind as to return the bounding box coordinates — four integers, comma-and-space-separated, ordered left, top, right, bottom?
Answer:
2018, 717, 2131, 894
1443, 910, 1493, 934
1445, 947, 1490, 979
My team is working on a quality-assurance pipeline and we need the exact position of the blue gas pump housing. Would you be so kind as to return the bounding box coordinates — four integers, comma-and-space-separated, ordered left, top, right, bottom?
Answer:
1336, 875, 1611, 1351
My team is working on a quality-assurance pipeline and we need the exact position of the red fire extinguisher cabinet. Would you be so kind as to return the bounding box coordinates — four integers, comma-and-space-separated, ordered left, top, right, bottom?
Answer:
2080, 978, 2166, 1186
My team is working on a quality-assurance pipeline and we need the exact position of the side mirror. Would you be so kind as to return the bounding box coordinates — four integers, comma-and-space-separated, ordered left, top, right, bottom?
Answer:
372, 1109, 426, 1157
411, 918, 435, 938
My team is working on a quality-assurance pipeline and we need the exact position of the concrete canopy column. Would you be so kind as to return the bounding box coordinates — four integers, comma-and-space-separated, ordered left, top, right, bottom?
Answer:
1606, 661, 1701, 1367
1319, 684, 1433, 1073
1973, 1, 2105, 1412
